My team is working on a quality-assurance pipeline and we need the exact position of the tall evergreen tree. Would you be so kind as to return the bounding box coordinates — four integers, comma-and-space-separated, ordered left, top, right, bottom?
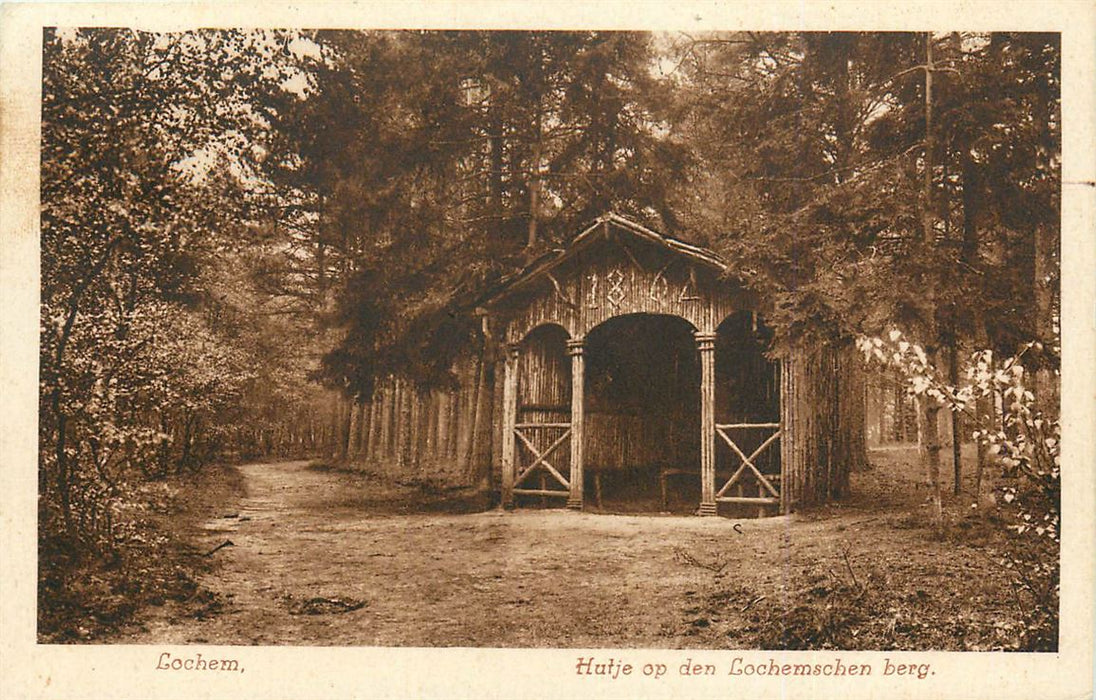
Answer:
258, 31, 688, 395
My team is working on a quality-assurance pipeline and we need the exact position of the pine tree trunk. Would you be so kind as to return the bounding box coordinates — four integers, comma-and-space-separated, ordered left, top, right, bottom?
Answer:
950, 342, 962, 495
974, 391, 992, 509
962, 136, 988, 507
466, 316, 498, 491
488, 100, 503, 228
919, 395, 944, 524
920, 31, 945, 529
526, 106, 542, 253
1033, 222, 1058, 414
347, 400, 360, 458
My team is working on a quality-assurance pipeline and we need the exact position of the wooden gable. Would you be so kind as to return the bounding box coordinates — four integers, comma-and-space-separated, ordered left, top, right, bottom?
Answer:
482, 213, 762, 344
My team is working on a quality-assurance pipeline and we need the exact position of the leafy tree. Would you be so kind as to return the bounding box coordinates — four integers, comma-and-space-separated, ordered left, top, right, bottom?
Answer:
38, 27, 350, 639
40, 27, 301, 548
860, 330, 1059, 649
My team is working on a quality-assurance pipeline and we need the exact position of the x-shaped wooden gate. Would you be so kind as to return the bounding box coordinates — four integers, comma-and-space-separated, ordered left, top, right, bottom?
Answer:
512, 421, 571, 498
715, 422, 782, 506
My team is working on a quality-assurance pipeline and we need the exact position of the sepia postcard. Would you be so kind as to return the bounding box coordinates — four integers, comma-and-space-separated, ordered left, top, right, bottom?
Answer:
2, 2, 1094, 699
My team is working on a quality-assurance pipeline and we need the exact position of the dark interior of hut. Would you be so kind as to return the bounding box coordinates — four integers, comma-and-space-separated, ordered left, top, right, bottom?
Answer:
583, 314, 700, 514
512, 312, 778, 515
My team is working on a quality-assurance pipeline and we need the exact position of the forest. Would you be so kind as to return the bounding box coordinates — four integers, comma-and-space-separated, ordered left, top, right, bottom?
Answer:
38, 29, 1059, 649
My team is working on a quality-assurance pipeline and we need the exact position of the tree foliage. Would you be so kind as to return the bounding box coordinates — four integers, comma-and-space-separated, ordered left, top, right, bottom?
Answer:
40, 27, 308, 551
253, 31, 689, 393
669, 32, 1059, 358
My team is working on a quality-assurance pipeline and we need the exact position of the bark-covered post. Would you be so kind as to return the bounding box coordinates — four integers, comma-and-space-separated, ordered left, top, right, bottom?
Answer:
566, 337, 586, 510
464, 323, 488, 487
779, 344, 865, 510
500, 343, 520, 508
367, 396, 380, 462
780, 354, 796, 514
696, 331, 718, 516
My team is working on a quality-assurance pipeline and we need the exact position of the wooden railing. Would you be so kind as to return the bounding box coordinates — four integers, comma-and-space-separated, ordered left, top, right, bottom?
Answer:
714, 422, 782, 506
512, 422, 571, 497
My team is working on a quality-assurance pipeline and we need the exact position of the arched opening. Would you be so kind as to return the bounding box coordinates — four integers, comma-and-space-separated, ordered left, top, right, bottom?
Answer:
714, 311, 781, 517
512, 323, 573, 507
583, 313, 700, 513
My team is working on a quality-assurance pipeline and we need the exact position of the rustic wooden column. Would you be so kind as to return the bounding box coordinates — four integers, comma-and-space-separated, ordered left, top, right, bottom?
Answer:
696, 331, 718, 516
566, 337, 586, 510
779, 355, 794, 515
500, 343, 520, 509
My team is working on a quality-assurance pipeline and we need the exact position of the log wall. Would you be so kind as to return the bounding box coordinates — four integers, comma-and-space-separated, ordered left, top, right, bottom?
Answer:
515, 324, 573, 484
337, 353, 494, 486
780, 342, 868, 510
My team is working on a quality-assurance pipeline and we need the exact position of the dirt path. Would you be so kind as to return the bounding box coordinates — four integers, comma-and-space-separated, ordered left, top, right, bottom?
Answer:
119, 457, 1018, 649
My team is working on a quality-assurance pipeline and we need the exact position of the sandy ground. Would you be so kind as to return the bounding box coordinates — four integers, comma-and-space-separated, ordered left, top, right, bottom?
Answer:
112, 449, 1024, 649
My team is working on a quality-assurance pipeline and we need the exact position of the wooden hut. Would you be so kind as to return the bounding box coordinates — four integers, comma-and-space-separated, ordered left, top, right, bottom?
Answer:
348, 213, 865, 517
477, 213, 863, 516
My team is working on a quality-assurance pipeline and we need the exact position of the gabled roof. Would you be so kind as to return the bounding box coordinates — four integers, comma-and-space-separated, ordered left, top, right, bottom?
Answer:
479, 212, 727, 307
